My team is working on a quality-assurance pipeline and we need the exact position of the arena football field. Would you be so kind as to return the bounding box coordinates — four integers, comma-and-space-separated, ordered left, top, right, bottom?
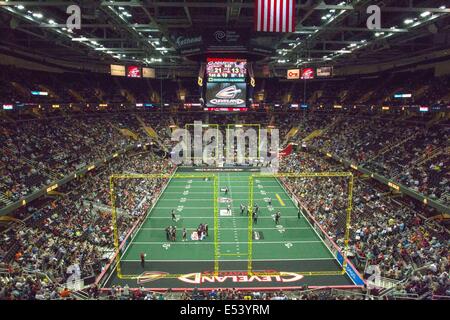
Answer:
105, 170, 356, 289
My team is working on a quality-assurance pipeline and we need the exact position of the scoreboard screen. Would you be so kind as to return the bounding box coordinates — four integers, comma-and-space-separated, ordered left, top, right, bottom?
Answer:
207, 58, 247, 82
206, 82, 247, 108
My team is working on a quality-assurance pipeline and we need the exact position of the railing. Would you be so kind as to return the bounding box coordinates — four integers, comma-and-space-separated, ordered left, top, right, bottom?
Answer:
441, 192, 450, 204
367, 276, 401, 290
0, 266, 10, 276
71, 290, 90, 300
388, 292, 420, 300
330, 288, 371, 299
432, 294, 450, 300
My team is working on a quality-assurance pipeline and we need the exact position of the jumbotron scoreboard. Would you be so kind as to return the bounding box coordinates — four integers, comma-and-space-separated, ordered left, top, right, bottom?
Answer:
206, 58, 247, 83
204, 58, 248, 111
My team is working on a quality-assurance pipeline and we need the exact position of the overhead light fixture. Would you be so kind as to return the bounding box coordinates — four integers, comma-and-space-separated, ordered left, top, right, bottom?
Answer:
32, 12, 43, 19
404, 19, 414, 24
420, 11, 431, 17
16, 5, 25, 10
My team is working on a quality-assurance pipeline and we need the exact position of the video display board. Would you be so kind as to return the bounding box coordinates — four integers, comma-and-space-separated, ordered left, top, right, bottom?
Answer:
317, 66, 333, 77
111, 64, 126, 77
127, 66, 141, 78
142, 67, 155, 79
206, 82, 247, 108
206, 58, 247, 82
301, 68, 315, 80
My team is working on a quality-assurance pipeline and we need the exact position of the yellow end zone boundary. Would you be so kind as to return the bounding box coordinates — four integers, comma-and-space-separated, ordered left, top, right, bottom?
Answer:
248, 172, 353, 276
110, 173, 219, 279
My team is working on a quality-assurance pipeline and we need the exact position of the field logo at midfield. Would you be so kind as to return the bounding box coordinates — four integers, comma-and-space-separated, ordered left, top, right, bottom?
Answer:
171, 121, 279, 172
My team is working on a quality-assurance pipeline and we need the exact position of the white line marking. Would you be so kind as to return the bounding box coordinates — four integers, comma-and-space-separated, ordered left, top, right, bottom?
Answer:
131, 240, 321, 245
121, 257, 336, 262
143, 216, 304, 219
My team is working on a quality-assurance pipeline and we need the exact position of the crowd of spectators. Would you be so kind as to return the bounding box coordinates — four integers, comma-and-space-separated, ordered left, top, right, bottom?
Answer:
296, 115, 450, 204
280, 150, 449, 298
0, 112, 171, 205
84, 285, 373, 300
0, 151, 173, 300
0, 106, 448, 300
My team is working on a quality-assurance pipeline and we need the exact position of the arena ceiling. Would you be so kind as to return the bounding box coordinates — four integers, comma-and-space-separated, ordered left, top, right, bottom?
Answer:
0, 0, 449, 75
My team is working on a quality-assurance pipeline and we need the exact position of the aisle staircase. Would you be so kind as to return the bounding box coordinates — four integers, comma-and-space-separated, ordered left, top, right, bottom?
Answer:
366, 132, 420, 163
109, 122, 139, 141
68, 89, 85, 102
0, 192, 14, 207
10, 81, 30, 99
414, 145, 448, 167
135, 115, 159, 140
426, 112, 447, 129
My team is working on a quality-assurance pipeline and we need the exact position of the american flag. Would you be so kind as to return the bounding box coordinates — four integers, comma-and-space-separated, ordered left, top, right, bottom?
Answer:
255, 0, 296, 33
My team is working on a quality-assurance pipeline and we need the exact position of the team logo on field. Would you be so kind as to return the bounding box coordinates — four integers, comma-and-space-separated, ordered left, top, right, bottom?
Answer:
177, 271, 304, 284
218, 197, 232, 203
137, 271, 169, 284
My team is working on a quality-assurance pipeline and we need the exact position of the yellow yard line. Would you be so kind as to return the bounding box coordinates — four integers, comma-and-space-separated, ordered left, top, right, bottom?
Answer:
275, 193, 285, 206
